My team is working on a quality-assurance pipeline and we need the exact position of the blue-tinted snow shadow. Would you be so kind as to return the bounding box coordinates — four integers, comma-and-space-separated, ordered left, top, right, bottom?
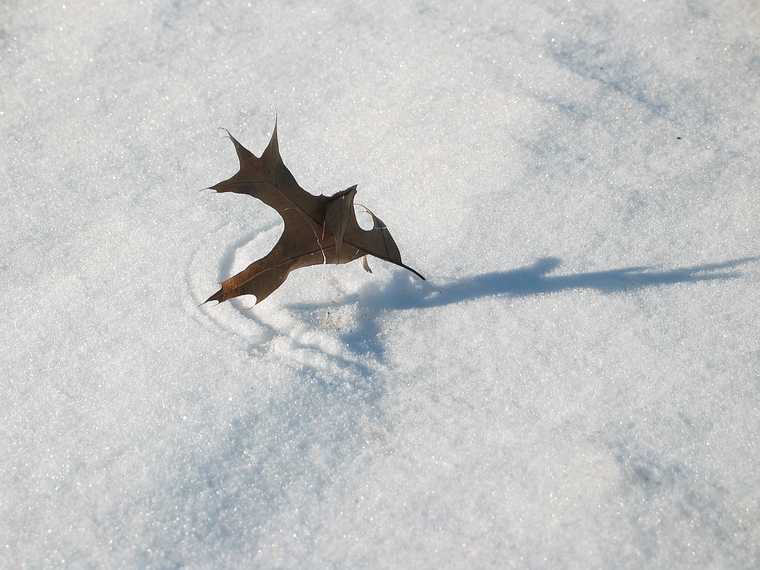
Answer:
379, 255, 759, 310
286, 256, 758, 357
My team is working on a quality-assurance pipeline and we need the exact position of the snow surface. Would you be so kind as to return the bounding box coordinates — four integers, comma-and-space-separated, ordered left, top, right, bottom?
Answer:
2, 0, 760, 567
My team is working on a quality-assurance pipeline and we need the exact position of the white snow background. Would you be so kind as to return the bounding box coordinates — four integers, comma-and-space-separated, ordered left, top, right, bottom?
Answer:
2, 0, 760, 567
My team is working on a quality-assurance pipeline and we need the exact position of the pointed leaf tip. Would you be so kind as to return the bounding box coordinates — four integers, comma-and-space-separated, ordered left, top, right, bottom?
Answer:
203, 288, 224, 304
217, 127, 237, 146
400, 263, 426, 280
261, 120, 281, 164
270, 120, 279, 145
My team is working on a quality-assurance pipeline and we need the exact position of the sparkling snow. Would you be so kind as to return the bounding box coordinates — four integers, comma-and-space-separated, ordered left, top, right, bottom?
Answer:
2, 0, 759, 567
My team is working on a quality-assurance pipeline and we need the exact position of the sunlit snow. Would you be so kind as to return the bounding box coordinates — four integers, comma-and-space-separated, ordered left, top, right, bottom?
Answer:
2, 1, 759, 568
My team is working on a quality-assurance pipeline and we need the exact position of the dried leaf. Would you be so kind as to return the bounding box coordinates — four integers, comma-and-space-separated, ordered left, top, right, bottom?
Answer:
204, 123, 424, 305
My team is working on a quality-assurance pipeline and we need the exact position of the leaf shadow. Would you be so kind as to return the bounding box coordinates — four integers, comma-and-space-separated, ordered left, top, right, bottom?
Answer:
286, 255, 758, 358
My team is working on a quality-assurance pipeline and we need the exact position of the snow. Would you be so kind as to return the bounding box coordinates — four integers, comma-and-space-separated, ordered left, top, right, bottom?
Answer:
2, 0, 759, 567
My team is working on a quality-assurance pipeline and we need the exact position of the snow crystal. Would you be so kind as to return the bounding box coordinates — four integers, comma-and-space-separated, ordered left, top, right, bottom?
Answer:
2, 0, 759, 568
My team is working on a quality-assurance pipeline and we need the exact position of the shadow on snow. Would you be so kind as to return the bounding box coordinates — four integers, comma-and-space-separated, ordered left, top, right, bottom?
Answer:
285, 255, 758, 356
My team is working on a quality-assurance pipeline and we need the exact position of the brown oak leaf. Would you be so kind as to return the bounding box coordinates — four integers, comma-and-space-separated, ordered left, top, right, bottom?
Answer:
204, 123, 424, 305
